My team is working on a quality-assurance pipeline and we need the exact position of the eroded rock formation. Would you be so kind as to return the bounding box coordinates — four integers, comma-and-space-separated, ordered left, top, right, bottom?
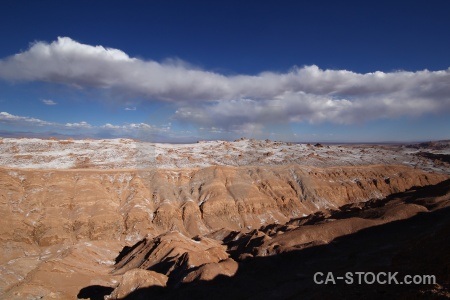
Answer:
0, 163, 449, 299
1, 165, 446, 246
107, 179, 450, 299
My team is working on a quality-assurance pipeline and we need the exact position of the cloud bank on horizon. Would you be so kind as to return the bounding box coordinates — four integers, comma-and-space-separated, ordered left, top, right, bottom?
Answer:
0, 37, 449, 138
0, 111, 171, 139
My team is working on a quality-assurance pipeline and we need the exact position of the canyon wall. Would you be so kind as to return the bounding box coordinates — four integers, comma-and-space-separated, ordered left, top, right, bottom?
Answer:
1, 164, 447, 247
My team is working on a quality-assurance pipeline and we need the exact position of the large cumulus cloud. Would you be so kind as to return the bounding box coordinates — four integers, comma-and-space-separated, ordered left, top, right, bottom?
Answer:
1, 37, 449, 131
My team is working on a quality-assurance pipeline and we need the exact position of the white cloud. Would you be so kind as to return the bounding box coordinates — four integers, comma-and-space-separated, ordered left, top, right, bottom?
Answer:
64, 121, 92, 129
0, 111, 172, 139
125, 107, 136, 111
0, 37, 449, 130
42, 99, 57, 105
0, 111, 55, 127
101, 123, 121, 129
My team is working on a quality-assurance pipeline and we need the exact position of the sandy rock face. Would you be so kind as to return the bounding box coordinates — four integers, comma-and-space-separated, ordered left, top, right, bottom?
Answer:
0, 139, 449, 299
112, 232, 229, 276
106, 269, 167, 299
181, 258, 239, 283
105, 179, 450, 299
108, 231, 237, 297
0, 165, 447, 249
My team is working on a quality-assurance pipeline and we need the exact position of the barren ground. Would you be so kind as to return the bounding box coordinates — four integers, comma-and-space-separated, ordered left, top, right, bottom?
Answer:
0, 138, 449, 299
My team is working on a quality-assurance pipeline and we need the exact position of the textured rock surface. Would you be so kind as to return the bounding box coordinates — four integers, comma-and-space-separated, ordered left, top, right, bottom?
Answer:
0, 138, 449, 299
106, 269, 167, 300
112, 232, 229, 277
1, 164, 447, 247
181, 258, 239, 283
1, 138, 449, 173
110, 179, 450, 299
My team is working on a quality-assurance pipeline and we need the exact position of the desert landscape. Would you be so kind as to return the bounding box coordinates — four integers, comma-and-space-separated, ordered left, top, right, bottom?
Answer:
0, 137, 449, 299
2, 1, 450, 299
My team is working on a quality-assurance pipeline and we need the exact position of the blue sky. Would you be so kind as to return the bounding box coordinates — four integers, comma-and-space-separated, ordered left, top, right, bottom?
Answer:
0, 0, 449, 142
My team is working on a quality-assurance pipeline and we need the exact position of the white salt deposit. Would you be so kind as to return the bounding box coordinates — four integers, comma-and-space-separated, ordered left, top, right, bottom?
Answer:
0, 137, 448, 174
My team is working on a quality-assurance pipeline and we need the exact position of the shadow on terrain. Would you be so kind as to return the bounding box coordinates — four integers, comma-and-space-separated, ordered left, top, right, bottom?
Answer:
314, 177, 450, 221
79, 180, 450, 300
114, 239, 147, 264
416, 152, 450, 164
77, 285, 114, 300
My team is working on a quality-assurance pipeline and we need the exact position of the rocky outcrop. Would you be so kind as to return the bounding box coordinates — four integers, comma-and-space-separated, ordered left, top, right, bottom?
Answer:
108, 231, 236, 298
0, 165, 449, 299
106, 269, 167, 299
112, 232, 229, 277
106, 179, 450, 299
1, 165, 447, 248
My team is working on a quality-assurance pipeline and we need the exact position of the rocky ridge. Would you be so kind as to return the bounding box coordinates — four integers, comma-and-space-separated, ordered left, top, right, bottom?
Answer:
0, 138, 449, 299
0, 138, 449, 174
107, 179, 450, 299
1, 165, 446, 246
